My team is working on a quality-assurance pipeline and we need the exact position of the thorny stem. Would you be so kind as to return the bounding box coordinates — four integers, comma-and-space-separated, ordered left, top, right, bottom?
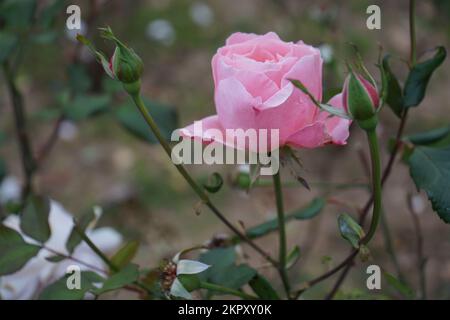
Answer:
73, 223, 118, 272
361, 129, 382, 245
129, 93, 278, 267
72, 224, 153, 295
322, 0, 417, 299
272, 170, 291, 298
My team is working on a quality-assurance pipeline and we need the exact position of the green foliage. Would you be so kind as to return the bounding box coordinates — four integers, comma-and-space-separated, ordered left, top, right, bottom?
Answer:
63, 94, 111, 122
244, 197, 325, 239
403, 47, 446, 108
338, 213, 365, 248
406, 126, 450, 147
0, 225, 40, 276
66, 211, 96, 254
202, 172, 224, 194
199, 248, 256, 290
380, 55, 404, 117
407, 145, 450, 223
0, 158, 6, 183
248, 274, 280, 300
39, 271, 105, 300
0, 32, 18, 63
20, 195, 51, 243
384, 272, 414, 299
0, 0, 36, 29
111, 241, 140, 270
92, 264, 139, 295
286, 245, 301, 269
115, 98, 178, 144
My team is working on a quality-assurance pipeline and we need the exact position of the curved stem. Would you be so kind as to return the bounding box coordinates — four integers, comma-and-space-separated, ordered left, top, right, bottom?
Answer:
199, 281, 258, 300
129, 93, 277, 267
361, 129, 382, 244
272, 170, 291, 298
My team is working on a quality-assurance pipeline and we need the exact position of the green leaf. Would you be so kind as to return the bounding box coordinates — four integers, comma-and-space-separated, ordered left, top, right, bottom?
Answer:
338, 213, 365, 248
202, 172, 223, 194
286, 245, 300, 269
407, 145, 450, 223
20, 195, 51, 243
290, 79, 351, 119
0, 32, 18, 63
406, 126, 450, 147
39, 271, 105, 300
244, 197, 325, 239
38, 0, 66, 29
249, 274, 280, 300
403, 47, 446, 108
92, 264, 139, 295
211, 264, 256, 290
63, 94, 111, 121
115, 98, 178, 144
318, 103, 352, 120
0, 158, 6, 183
380, 55, 404, 117
199, 248, 255, 289
0, 225, 40, 275
66, 211, 96, 254
45, 254, 66, 263
0, 0, 37, 29
291, 197, 326, 220
384, 272, 414, 299
67, 64, 92, 94
111, 240, 140, 270
199, 247, 236, 276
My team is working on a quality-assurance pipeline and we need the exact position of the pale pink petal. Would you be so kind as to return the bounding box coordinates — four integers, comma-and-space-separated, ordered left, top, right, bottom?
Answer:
215, 77, 258, 130
225, 32, 259, 45
255, 85, 317, 143
286, 122, 331, 148
318, 94, 352, 145
282, 53, 323, 101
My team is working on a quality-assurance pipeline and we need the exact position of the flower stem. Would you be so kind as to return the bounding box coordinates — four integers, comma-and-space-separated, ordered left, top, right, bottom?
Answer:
199, 281, 258, 300
72, 223, 153, 295
129, 93, 277, 266
73, 223, 119, 272
272, 170, 291, 298
361, 129, 382, 244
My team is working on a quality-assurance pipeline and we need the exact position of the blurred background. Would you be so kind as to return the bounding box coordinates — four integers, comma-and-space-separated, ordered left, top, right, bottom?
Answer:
0, 0, 449, 299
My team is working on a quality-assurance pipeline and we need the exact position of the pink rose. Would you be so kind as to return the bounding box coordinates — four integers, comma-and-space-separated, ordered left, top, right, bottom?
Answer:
181, 32, 351, 150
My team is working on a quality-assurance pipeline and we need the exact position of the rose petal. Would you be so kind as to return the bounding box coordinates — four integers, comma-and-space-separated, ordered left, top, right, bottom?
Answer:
215, 77, 258, 130
318, 93, 352, 145
286, 122, 331, 148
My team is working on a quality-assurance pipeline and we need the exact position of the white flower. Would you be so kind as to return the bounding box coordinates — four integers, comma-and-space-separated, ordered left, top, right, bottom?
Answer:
189, 2, 214, 28
163, 252, 209, 300
319, 44, 334, 64
58, 120, 79, 142
0, 176, 21, 204
65, 20, 87, 42
0, 201, 122, 300
146, 19, 175, 46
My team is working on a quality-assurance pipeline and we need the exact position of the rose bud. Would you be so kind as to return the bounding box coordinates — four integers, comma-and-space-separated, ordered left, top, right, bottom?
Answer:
342, 71, 380, 130
77, 27, 144, 94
